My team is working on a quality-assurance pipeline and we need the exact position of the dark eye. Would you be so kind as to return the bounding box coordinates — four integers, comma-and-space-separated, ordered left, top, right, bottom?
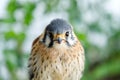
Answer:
65, 31, 69, 37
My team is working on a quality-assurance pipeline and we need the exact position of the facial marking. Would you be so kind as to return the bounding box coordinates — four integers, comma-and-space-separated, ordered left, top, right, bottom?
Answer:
42, 19, 76, 48
45, 35, 51, 46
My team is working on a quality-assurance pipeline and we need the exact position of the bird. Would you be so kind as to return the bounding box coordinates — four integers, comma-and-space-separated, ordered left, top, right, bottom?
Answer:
28, 18, 85, 80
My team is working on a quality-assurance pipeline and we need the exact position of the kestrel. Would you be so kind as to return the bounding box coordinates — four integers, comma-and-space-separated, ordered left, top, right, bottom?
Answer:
28, 18, 85, 80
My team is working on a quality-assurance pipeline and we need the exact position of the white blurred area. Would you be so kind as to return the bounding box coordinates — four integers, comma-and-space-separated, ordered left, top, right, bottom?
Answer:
104, 0, 120, 16
0, 0, 120, 80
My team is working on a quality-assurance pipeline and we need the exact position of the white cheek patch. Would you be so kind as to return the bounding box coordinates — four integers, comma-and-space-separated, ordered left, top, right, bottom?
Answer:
67, 35, 76, 46
45, 35, 51, 46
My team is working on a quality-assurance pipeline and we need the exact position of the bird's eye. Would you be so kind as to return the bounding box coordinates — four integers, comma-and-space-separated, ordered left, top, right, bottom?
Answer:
65, 31, 69, 37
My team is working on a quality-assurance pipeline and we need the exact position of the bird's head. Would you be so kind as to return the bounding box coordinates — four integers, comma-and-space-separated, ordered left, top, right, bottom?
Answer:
42, 18, 77, 48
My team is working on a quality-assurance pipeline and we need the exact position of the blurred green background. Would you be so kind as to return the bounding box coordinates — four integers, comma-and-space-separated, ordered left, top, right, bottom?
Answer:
0, 0, 120, 80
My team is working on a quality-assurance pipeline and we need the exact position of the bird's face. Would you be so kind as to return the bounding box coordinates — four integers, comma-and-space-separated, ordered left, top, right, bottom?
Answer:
42, 19, 77, 48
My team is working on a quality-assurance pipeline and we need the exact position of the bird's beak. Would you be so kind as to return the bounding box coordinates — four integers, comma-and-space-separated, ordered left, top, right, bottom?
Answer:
57, 37, 62, 44
54, 34, 64, 44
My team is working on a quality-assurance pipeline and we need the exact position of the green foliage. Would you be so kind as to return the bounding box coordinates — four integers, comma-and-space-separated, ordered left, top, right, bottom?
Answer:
43, 0, 60, 13
0, 0, 120, 80
23, 2, 36, 25
67, 0, 81, 23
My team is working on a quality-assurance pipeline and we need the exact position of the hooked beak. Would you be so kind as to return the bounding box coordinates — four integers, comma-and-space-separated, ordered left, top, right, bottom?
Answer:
54, 34, 65, 44
57, 37, 62, 44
